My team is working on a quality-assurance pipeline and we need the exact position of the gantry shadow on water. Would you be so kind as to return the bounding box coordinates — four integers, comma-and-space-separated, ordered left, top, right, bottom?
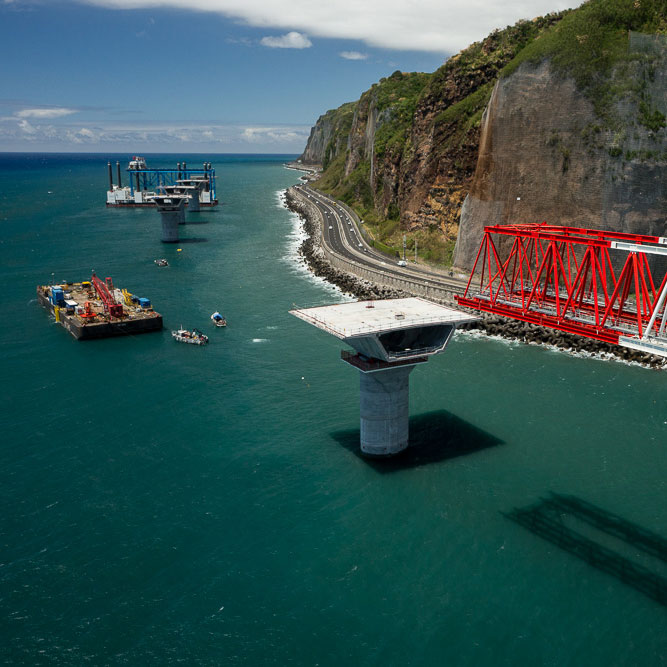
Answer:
504, 493, 667, 606
330, 410, 504, 472
182, 219, 210, 225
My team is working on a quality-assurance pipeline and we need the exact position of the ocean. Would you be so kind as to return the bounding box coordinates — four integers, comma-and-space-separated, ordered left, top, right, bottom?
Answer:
1, 153, 665, 665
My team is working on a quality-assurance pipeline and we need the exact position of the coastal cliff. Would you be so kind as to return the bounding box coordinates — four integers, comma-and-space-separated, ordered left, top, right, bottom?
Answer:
300, 0, 666, 268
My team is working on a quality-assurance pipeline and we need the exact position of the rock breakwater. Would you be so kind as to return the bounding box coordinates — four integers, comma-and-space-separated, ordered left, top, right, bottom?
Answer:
285, 188, 407, 301
458, 317, 664, 368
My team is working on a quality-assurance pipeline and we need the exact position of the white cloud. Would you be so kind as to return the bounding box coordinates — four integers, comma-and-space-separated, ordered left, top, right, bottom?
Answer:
241, 125, 306, 143
69, 0, 578, 53
0, 115, 311, 151
260, 31, 312, 49
18, 119, 36, 135
16, 107, 77, 119
340, 51, 367, 60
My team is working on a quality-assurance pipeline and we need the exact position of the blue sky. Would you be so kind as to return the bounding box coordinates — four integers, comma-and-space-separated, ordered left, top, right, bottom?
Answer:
0, 0, 576, 153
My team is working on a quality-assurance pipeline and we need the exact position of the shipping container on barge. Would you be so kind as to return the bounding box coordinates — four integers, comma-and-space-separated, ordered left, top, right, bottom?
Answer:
106, 156, 218, 207
37, 273, 163, 340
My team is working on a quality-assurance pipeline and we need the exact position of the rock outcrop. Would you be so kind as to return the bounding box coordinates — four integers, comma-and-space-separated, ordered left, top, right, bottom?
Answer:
299, 103, 355, 168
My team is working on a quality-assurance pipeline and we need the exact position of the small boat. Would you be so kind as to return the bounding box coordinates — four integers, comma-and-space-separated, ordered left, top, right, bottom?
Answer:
154, 258, 169, 267
211, 312, 227, 327
172, 328, 208, 345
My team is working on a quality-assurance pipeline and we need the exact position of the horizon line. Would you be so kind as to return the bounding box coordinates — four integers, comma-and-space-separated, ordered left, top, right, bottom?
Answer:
0, 150, 301, 155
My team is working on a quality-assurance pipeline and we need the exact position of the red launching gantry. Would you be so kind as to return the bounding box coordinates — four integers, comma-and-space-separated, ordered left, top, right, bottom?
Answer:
455, 224, 667, 358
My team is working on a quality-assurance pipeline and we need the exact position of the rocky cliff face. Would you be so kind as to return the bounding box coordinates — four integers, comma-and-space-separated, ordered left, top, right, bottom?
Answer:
454, 41, 667, 268
299, 103, 355, 167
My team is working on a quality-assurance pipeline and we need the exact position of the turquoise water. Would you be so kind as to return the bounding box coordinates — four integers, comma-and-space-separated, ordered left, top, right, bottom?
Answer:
1, 153, 665, 665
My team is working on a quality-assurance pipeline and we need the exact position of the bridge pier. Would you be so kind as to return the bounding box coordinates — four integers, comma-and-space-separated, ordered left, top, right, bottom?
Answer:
291, 298, 477, 457
154, 195, 187, 243
177, 179, 205, 212
359, 364, 414, 456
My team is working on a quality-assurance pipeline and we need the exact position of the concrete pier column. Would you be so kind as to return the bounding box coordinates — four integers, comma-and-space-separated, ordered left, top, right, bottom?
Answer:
154, 196, 186, 243
188, 183, 202, 212
359, 365, 414, 456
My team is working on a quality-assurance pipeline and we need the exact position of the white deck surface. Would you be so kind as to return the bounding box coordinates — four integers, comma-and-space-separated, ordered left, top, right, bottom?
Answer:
290, 297, 476, 339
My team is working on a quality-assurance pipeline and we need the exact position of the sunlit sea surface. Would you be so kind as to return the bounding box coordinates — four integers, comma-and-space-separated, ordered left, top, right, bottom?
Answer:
1, 153, 665, 665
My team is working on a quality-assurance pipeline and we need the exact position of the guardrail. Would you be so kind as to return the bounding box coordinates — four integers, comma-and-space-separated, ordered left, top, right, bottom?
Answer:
322, 239, 459, 305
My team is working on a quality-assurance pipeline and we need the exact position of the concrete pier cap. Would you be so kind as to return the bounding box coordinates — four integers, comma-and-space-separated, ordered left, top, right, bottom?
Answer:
161, 186, 191, 222
154, 195, 188, 242
290, 297, 478, 457
176, 179, 205, 212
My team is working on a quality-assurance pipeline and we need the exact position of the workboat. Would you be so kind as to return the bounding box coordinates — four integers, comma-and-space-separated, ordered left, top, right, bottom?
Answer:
211, 312, 227, 327
128, 156, 147, 170
172, 328, 208, 345
154, 258, 169, 267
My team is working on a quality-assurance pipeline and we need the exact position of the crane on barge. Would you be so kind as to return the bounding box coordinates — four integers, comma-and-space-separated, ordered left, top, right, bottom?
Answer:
91, 272, 124, 318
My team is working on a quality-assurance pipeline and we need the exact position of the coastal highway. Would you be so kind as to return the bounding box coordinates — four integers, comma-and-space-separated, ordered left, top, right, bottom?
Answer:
291, 184, 469, 296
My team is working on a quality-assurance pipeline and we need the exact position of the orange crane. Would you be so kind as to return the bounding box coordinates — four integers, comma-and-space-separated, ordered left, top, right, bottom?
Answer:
91, 272, 124, 318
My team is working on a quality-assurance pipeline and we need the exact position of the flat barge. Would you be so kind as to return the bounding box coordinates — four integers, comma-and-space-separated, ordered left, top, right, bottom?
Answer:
106, 156, 218, 207
37, 273, 163, 340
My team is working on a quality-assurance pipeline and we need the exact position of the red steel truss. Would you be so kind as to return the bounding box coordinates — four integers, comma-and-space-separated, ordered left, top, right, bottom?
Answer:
455, 224, 667, 344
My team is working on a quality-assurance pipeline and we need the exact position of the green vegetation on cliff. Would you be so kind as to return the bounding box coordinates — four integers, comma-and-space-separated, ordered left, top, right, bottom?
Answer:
316, 71, 431, 200
372, 71, 430, 161
503, 0, 667, 126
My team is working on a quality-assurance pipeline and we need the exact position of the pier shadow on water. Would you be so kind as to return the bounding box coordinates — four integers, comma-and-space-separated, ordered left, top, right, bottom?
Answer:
174, 237, 208, 243
505, 493, 667, 606
330, 410, 503, 472
183, 218, 210, 225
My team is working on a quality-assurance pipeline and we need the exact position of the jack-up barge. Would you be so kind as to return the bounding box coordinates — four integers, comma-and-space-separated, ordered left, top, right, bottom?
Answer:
106, 156, 218, 207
